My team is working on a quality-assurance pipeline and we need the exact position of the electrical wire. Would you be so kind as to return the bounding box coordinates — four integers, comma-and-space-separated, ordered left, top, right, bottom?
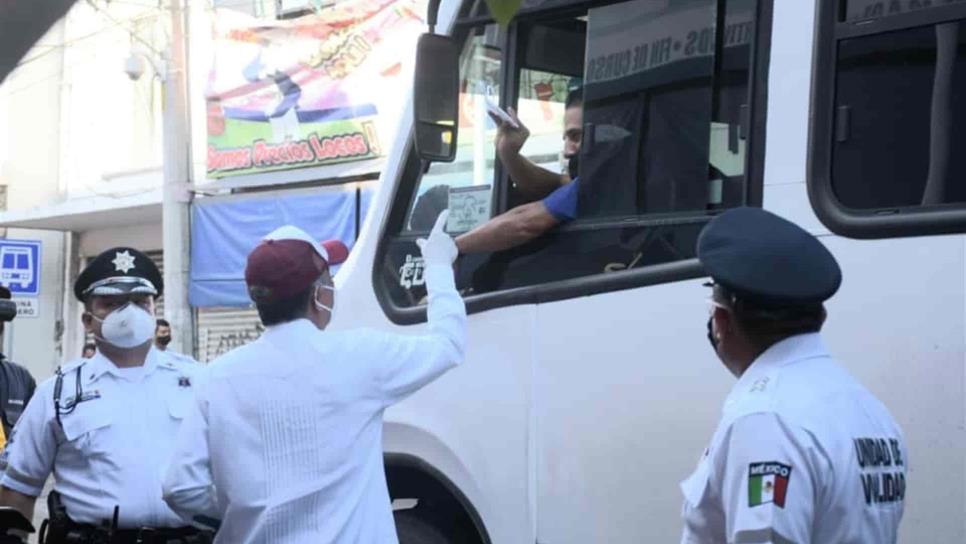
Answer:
97, 0, 164, 6
13, 11, 161, 71
1, 70, 65, 97
85, 0, 165, 56
2, 32, 139, 97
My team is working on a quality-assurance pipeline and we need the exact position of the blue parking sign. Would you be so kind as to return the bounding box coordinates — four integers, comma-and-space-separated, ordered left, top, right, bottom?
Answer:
0, 240, 41, 296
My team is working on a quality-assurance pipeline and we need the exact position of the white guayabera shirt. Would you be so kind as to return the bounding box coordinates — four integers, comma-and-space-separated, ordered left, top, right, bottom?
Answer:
162, 264, 466, 544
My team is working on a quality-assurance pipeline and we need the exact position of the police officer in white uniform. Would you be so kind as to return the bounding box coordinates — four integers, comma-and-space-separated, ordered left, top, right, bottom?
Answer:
163, 212, 466, 543
681, 208, 907, 544
0, 247, 210, 543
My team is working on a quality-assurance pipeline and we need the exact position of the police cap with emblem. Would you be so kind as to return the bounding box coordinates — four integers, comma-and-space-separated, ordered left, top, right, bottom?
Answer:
73, 247, 163, 301
697, 207, 841, 308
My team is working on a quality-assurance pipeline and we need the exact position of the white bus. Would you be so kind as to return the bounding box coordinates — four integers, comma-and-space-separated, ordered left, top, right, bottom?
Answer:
331, 0, 966, 541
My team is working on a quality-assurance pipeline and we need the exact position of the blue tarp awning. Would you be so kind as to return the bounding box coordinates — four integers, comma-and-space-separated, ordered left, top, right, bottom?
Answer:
190, 187, 370, 308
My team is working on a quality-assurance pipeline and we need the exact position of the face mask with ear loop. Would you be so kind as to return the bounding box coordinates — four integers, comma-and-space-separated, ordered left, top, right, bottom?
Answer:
314, 283, 335, 314
706, 299, 729, 353
88, 303, 156, 348
567, 153, 580, 180
706, 316, 719, 352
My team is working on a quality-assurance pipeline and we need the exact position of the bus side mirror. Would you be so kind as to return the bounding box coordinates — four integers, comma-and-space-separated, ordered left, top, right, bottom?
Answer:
414, 33, 459, 163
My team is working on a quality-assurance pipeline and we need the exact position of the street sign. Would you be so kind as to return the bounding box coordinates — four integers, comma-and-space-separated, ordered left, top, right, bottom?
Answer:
0, 240, 40, 296
13, 298, 38, 318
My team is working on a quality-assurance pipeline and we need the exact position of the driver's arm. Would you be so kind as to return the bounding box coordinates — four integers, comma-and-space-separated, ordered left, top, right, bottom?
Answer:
492, 109, 569, 199
455, 201, 560, 254
502, 152, 570, 200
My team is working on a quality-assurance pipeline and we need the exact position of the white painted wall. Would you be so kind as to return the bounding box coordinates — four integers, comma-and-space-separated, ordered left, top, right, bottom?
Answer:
79, 222, 162, 258
3, 25, 65, 211
0, 20, 69, 383
0, 1, 170, 380
57, 2, 164, 201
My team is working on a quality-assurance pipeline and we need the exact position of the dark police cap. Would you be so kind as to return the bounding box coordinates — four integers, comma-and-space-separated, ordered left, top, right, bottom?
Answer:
73, 247, 163, 301
697, 207, 841, 307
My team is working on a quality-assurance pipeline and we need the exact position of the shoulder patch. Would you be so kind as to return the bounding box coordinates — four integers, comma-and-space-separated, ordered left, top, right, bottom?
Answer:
749, 376, 771, 393
748, 462, 792, 508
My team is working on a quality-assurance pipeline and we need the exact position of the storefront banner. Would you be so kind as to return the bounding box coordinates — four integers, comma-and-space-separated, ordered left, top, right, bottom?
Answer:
206, 0, 425, 177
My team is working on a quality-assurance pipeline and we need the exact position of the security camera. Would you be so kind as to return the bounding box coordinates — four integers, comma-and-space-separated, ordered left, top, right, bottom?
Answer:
124, 54, 145, 81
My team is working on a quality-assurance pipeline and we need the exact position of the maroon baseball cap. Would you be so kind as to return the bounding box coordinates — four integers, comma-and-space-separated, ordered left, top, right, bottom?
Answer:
245, 225, 349, 303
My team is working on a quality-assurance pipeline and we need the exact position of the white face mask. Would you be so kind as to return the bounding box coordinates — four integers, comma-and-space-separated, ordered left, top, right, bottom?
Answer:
314, 284, 335, 314
90, 303, 156, 348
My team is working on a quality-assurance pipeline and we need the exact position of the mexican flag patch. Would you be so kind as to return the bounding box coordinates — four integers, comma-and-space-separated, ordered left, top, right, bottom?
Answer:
748, 462, 792, 508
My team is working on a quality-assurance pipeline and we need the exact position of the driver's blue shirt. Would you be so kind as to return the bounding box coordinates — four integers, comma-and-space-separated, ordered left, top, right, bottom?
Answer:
541, 177, 580, 222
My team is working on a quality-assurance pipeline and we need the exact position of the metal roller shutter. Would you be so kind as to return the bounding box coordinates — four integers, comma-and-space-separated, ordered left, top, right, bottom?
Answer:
195, 307, 262, 363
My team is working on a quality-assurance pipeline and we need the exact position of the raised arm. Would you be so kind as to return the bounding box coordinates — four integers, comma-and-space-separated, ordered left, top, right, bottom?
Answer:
493, 108, 569, 199
376, 211, 467, 404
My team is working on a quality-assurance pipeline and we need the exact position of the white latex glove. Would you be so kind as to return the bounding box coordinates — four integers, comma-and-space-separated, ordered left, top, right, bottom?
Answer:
416, 210, 458, 267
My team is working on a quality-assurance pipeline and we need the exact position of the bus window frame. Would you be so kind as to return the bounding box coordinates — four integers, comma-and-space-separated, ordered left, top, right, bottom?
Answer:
808, 0, 966, 239
374, 0, 773, 325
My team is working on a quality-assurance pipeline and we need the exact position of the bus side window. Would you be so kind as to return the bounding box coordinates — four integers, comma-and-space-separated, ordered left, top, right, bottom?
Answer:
377, 0, 768, 317
505, 18, 587, 209
810, 1, 966, 237
578, 0, 752, 218
477, 0, 759, 292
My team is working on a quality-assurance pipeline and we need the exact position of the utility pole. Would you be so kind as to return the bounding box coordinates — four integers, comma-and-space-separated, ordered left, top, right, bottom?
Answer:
161, 0, 195, 356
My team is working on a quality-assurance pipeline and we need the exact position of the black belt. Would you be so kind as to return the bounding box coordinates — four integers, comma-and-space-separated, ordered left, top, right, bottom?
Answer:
133, 527, 213, 544
42, 522, 213, 544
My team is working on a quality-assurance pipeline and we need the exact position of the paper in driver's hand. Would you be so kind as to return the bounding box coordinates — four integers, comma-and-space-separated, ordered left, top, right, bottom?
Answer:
483, 93, 519, 129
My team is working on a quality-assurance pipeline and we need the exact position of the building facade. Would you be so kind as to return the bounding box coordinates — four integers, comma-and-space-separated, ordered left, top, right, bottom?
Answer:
0, 0, 419, 378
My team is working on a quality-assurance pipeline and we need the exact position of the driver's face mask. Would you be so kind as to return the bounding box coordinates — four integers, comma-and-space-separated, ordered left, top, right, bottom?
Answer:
314, 283, 335, 314
567, 153, 580, 180
88, 303, 156, 348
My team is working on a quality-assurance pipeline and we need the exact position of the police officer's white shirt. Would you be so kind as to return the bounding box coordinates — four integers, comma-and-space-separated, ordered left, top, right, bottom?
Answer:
162, 264, 467, 544
161, 349, 201, 366
0, 347, 203, 528
680, 333, 907, 544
